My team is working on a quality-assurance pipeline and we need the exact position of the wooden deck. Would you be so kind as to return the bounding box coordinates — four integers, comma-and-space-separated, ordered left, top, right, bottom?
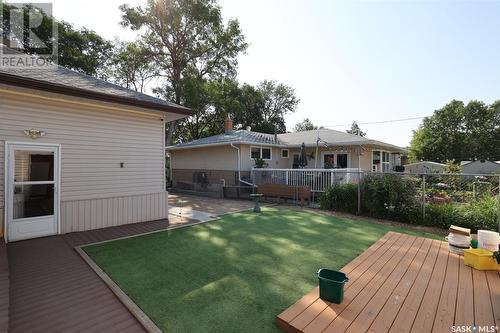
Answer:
277, 231, 500, 333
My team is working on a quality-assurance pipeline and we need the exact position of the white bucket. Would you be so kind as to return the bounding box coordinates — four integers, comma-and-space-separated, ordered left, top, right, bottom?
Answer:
446, 233, 471, 247
446, 233, 470, 255
478, 230, 500, 252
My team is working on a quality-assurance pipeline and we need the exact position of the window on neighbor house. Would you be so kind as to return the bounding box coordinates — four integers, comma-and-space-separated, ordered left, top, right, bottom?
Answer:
281, 149, 289, 158
337, 153, 348, 169
262, 148, 271, 160
251, 147, 261, 159
250, 147, 272, 160
382, 152, 391, 172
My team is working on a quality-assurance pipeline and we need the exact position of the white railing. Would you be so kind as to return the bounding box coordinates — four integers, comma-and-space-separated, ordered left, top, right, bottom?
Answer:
251, 168, 362, 193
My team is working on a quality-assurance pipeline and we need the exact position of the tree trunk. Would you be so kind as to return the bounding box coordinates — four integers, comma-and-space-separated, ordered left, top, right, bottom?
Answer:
166, 120, 177, 146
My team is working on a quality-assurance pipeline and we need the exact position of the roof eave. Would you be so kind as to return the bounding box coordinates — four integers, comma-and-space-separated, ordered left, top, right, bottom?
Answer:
166, 141, 287, 151
0, 72, 192, 116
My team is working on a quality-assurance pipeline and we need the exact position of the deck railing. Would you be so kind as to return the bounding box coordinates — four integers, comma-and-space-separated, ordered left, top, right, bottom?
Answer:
251, 168, 362, 193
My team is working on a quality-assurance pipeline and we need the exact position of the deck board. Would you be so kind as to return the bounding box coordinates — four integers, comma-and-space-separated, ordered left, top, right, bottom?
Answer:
297, 233, 409, 333
277, 232, 500, 333
367, 238, 433, 333
277, 232, 401, 332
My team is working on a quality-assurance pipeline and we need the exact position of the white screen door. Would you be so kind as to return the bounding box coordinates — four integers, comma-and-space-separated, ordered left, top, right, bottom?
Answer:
6, 143, 60, 242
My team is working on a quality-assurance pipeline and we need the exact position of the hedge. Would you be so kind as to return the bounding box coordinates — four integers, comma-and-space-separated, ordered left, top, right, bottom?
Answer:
319, 174, 499, 232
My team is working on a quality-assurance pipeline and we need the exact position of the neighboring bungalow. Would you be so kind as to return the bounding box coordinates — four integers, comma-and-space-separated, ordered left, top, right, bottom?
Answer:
460, 160, 500, 174
0, 50, 190, 241
403, 161, 446, 174
167, 118, 406, 190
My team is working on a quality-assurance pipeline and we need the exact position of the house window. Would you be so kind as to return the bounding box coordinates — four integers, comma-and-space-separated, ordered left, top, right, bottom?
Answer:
251, 147, 261, 159
292, 154, 300, 168
323, 154, 335, 169
281, 149, 289, 158
322, 152, 349, 169
337, 153, 348, 169
382, 152, 391, 172
250, 147, 272, 160
262, 148, 271, 160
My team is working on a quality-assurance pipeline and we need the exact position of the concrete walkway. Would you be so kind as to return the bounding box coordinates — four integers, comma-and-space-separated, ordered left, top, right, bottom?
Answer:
168, 193, 255, 216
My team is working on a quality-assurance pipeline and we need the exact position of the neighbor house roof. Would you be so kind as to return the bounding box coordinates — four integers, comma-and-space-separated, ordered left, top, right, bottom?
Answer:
460, 160, 500, 166
168, 130, 285, 150
167, 128, 406, 152
0, 46, 191, 115
278, 129, 406, 152
403, 161, 446, 167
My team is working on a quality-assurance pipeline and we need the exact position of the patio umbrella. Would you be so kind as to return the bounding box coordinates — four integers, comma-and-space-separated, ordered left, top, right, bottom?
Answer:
299, 142, 308, 168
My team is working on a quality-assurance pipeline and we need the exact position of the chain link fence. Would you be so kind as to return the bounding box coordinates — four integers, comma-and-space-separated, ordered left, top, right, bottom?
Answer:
251, 168, 500, 231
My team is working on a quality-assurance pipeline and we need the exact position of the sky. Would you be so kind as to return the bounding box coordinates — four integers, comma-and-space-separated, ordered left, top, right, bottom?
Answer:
13, 0, 500, 147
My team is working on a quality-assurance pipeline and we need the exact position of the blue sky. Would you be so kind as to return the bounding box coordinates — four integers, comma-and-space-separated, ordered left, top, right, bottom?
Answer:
47, 0, 500, 146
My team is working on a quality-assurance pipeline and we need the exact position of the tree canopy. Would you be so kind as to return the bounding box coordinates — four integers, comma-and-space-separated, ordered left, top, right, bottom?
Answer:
408, 100, 500, 162
346, 121, 366, 137
120, 0, 248, 143
1, 3, 113, 77
294, 118, 317, 132
108, 41, 158, 93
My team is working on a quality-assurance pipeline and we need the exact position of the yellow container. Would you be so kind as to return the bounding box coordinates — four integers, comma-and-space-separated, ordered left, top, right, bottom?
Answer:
463, 249, 498, 271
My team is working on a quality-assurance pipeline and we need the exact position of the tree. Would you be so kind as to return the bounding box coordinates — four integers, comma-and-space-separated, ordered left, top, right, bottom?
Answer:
346, 121, 366, 137
258, 80, 299, 133
294, 118, 317, 132
408, 100, 500, 162
1, 3, 113, 77
108, 41, 158, 93
120, 0, 248, 144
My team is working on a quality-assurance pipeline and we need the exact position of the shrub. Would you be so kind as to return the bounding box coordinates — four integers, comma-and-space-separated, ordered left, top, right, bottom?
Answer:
424, 203, 457, 229
319, 183, 358, 214
455, 196, 499, 232
360, 174, 421, 222
319, 174, 499, 231
424, 196, 498, 232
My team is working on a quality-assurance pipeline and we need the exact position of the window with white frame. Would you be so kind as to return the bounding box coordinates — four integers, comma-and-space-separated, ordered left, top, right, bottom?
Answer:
250, 146, 272, 160
382, 152, 390, 172
281, 149, 289, 158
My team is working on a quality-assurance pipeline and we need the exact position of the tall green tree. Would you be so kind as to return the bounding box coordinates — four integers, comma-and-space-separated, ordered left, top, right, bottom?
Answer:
120, 0, 247, 144
258, 80, 299, 133
409, 100, 500, 162
108, 41, 158, 93
1, 3, 113, 77
294, 118, 317, 132
346, 121, 366, 137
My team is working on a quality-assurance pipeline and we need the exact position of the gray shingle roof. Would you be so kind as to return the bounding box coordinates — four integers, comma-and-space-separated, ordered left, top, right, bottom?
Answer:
278, 128, 372, 146
168, 128, 406, 152
0, 45, 190, 114
169, 130, 284, 149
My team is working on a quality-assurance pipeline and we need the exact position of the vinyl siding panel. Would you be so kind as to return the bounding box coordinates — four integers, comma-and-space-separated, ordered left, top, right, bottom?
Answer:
60, 192, 167, 233
0, 90, 168, 236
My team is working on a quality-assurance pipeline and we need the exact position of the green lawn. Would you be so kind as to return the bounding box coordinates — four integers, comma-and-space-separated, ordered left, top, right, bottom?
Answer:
84, 207, 441, 333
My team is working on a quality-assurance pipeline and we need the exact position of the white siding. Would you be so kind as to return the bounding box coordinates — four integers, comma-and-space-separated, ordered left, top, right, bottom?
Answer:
61, 192, 168, 233
1, 89, 168, 235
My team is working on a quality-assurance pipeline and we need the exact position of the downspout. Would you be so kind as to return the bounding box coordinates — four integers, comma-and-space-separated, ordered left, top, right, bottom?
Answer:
231, 143, 254, 186
230, 143, 241, 183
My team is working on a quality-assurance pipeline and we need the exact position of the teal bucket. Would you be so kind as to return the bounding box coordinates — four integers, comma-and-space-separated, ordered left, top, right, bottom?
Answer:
317, 269, 349, 304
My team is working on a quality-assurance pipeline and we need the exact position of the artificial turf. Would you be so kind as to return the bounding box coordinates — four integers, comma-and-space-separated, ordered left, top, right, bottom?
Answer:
84, 207, 441, 333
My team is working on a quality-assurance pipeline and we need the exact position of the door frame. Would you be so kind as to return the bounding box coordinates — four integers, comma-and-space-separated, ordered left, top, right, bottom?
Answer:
4, 141, 62, 242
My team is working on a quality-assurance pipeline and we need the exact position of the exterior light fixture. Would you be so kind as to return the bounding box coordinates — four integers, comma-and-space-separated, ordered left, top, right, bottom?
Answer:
23, 129, 46, 139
